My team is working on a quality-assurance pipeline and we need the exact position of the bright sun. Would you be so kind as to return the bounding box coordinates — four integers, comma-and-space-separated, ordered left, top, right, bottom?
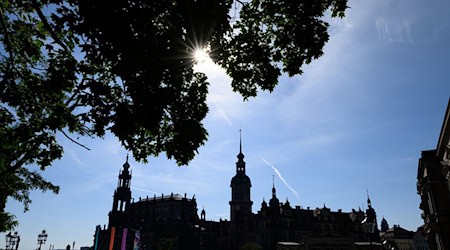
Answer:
194, 48, 210, 64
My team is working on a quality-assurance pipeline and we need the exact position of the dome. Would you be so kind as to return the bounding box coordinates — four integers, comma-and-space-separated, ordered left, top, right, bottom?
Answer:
269, 196, 279, 207
230, 173, 251, 186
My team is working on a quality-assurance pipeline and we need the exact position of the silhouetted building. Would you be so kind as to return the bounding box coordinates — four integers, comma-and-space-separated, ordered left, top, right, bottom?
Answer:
94, 158, 203, 250
382, 225, 414, 250
380, 217, 389, 233
417, 99, 450, 250
93, 137, 384, 250
414, 225, 429, 250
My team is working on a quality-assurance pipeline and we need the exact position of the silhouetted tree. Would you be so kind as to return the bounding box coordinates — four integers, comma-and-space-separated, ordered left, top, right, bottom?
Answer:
0, 0, 348, 231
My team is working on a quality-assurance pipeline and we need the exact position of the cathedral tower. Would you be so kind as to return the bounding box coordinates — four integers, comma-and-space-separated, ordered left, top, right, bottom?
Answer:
365, 191, 381, 241
229, 131, 253, 223
108, 155, 132, 228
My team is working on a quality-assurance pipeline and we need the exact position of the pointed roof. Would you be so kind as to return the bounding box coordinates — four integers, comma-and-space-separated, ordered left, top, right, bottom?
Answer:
272, 175, 276, 197
261, 198, 268, 208
123, 153, 130, 170
237, 129, 244, 160
284, 198, 291, 208
269, 176, 279, 207
234, 129, 247, 174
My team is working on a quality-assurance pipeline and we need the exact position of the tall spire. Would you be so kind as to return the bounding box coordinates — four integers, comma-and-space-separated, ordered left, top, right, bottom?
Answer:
269, 175, 279, 208
367, 188, 372, 208
239, 129, 242, 154
236, 129, 245, 172
272, 175, 276, 197
237, 129, 244, 160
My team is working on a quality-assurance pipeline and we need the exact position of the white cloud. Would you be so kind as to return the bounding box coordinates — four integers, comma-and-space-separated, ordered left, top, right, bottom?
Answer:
375, 19, 414, 43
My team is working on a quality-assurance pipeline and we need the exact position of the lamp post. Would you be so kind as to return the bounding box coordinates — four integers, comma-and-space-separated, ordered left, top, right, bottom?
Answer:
361, 217, 375, 250
37, 229, 48, 250
5, 232, 12, 250
5, 232, 20, 250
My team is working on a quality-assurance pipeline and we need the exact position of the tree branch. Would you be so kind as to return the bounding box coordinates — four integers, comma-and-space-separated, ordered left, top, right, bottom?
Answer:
61, 130, 91, 150
0, 154, 29, 177
0, 6, 15, 81
65, 77, 88, 107
31, 0, 70, 52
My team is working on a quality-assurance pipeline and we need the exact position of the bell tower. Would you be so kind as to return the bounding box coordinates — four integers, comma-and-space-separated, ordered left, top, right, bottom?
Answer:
229, 130, 253, 223
365, 191, 381, 241
108, 155, 132, 228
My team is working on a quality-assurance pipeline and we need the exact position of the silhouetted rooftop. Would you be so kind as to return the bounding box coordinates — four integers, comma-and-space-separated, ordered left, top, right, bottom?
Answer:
136, 193, 194, 202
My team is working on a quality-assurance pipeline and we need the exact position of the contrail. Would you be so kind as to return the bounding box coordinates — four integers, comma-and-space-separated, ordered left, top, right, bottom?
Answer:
259, 155, 300, 201
132, 186, 158, 194
211, 99, 233, 127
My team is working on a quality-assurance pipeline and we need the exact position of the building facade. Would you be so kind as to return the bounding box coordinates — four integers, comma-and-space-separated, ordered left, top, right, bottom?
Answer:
382, 225, 415, 250
94, 157, 204, 250
414, 225, 429, 250
417, 99, 450, 250
94, 138, 384, 250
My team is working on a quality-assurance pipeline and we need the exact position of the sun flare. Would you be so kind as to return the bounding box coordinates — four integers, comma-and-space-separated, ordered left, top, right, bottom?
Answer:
194, 48, 210, 64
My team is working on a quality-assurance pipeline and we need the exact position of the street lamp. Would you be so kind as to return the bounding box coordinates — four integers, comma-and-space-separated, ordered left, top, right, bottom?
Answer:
5, 232, 12, 250
361, 217, 376, 250
37, 229, 48, 250
5, 232, 20, 250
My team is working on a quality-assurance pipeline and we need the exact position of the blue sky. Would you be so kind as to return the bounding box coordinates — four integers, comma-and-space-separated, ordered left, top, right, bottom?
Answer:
2, 0, 450, 248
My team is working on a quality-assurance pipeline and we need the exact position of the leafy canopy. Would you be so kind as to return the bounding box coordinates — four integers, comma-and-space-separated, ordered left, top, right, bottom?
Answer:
0, 0, 348, 231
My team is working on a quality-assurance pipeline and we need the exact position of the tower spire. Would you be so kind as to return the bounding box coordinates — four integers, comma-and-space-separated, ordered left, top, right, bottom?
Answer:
272, 175, 276, 197
230, 130, 253, 222
239, 129, 242, 154
269, 175, 279, 208
367, 188, 372, 207
236, 129, 245, 172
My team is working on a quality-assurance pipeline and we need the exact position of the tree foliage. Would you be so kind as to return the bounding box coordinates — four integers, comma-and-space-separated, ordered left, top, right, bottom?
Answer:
0, 0, 348, 231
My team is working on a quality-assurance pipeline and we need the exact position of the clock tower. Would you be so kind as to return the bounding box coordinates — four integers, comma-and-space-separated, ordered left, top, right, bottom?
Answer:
229, 131, 253, 223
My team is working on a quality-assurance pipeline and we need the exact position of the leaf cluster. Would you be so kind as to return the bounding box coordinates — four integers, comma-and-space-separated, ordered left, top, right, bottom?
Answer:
218, 0, 348, 98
